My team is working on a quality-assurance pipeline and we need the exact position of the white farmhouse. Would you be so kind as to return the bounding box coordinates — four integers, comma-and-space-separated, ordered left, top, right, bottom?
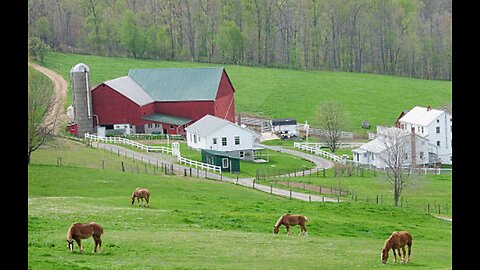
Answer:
397, 106, 452, 164
185, 114, 265, 161
352, 127, 434, 169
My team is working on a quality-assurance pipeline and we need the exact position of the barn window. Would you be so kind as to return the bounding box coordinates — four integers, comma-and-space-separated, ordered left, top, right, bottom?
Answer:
240, 151, 244, 158
222, 137, 227, 146
170, 125, 174, 129
222, 158, 229, 168
235, 136, 240, 145
436, 141, 440, 147
420, 152, 425, 159
436, 126, 440, 133
213, 138, 217, 144
194, 134, 197, 143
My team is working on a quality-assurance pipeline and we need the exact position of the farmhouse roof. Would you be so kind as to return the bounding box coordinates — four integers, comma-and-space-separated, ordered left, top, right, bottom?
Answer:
398, 106, 446, 126
127, 67, 226, 102
185, 114, 260, 138
104, 76, 155, 106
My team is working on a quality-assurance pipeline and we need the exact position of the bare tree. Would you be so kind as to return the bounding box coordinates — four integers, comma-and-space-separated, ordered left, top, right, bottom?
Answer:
28, 69, 56, 165
316, 101, 348, 154
377, 127, 411, 207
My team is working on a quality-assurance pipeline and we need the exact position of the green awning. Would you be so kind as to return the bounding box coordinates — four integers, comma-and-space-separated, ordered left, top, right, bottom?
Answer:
142, 113, 192, 126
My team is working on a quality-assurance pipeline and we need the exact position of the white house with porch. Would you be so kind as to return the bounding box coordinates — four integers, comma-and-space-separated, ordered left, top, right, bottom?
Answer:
352, 126, 435, 169
397, 106, 452, 165
185, 114, 268, 161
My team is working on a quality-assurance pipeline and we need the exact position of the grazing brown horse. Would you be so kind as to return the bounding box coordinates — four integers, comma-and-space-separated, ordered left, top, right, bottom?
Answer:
66, 222, 104, 253
273, 213, 309, 237
381, 231, 413, 264
131, 187, 150, 207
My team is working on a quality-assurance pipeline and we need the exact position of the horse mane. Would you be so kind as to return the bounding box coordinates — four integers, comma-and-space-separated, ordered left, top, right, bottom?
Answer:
66, 224, 73, 241
383, 231, 397, 250
274, 213, 288, 228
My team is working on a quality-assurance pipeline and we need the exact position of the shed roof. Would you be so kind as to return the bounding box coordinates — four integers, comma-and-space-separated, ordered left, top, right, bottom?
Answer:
128, 67, 225, 102
272, 118, 297, 126
142, 113, 192, 126
185, 114, 260, 138
201, 149, 240, 159
398, 106, 446, 126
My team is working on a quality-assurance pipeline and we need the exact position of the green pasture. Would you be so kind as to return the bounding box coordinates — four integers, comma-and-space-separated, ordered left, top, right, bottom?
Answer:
28, 139, 451, 269
36, 51, 451, 133
28, 164, 452, 270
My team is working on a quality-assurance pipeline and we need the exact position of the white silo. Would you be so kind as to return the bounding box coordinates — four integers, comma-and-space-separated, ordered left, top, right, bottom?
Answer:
70, 63, 94, 137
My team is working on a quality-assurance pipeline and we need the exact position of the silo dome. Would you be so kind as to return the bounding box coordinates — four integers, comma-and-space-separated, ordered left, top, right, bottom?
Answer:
70, 63, 90, 73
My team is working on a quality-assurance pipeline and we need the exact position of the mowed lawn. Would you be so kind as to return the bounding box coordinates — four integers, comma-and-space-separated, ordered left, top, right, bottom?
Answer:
28, 162, 452, 269
37, 51, 451, 133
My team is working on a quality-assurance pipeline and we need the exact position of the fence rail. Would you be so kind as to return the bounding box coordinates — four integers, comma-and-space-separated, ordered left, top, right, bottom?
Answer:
85, 133, 221, 173
294, 142, 345, 163
177, 156, 221, 173
86, 133, 173, 154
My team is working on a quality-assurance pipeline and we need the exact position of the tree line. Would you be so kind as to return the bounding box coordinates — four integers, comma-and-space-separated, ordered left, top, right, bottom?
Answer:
28, 0, 451, 80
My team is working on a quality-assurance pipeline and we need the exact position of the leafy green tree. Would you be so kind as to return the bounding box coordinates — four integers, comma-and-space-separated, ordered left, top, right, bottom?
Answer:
27, 68, 55, 165
120, 11, 147, 58
216, 21, 244, 63
28, 37, 50, 63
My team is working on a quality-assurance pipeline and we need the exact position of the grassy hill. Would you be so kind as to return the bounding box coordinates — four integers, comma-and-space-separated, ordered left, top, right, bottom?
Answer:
38, 52, 452, 134
28, 139, 452, 269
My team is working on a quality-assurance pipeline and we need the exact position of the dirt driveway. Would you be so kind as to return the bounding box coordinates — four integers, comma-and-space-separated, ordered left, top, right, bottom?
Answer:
28, 62, 68, 135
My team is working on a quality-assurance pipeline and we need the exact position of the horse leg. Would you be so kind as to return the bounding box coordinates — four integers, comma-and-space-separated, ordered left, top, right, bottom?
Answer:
302, 225, 308, 237
392, 248, 397, 263
286, 225, 292, 236
399, 247, 405, 263
146, 197, 150, 207
93, 236, 102, 253
298, 225, 305, 237
75, 238, 83, 253
407, 244, 412, 262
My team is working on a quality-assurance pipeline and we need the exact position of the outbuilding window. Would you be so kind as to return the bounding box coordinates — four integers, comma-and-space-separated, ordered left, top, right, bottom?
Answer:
222, 158, 229, 168
213, 138, 217, 144
222, 137, 227, 146
235, 136, 240, 145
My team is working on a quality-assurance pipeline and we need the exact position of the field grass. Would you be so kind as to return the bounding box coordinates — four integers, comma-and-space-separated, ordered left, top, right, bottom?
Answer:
36, 51, 451, 133
28, 164, 452, 270
28, 139, 452, 269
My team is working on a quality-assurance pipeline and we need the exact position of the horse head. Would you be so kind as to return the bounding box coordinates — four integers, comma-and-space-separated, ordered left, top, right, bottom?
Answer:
131, 194, 135, 205
381, 248, 389, 264
67, 239, 74, 252
273, 226, 280, 234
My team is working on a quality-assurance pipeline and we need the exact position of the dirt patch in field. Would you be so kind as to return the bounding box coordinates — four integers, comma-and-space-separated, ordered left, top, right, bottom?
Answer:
276, 181, 349, 195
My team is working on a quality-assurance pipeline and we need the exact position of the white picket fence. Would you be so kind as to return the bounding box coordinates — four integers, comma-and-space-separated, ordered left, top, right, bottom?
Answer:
177, 156, 221, 173
294, 142, 346, 163
85, 133, 221, 173
85, 133, 172, 154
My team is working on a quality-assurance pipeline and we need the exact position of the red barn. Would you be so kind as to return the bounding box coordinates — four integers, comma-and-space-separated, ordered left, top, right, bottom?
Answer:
91, 67, 236, 135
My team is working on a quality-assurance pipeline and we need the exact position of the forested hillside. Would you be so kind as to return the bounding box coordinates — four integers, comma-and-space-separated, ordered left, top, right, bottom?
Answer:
28, 0, 451, 80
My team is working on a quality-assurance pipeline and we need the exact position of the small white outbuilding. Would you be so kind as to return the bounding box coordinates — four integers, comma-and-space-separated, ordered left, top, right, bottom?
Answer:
185, 114, 266, 161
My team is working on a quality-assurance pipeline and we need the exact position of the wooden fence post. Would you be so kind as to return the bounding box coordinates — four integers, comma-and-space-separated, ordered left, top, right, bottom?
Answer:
121, 161, 125, 172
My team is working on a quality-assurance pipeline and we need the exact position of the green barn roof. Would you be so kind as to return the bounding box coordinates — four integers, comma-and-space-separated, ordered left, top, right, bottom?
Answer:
128, 67, 225, 102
